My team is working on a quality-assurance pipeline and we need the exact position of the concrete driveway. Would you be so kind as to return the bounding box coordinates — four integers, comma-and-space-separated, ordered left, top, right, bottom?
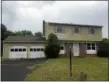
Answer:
1, 59, 46, 81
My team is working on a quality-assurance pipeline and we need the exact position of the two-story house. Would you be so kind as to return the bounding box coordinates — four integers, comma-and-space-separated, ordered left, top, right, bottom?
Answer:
2, 20, 102, 59
43, 20, 102, 56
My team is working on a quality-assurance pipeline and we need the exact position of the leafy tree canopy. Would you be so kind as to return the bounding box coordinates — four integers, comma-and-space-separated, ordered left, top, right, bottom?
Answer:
34, 32, 43, 37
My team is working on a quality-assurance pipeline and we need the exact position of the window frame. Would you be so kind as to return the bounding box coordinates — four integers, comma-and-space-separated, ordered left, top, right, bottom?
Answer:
23, 48, 26, 51
37, 48, 40, 51
19, 48, 22, 52
73, 27, 80, 34
30, 48, 33, 52
15, 48, 18, 52
55, 26, 64, 33
41, 48, 44, 51
10, 49, 14, 52
88, 27, 95, 35
34, 48, 37, 51
86, 43, 96, 50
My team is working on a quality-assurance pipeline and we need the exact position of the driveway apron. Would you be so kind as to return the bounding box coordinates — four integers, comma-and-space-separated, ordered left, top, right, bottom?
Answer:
1, 59, 46, 81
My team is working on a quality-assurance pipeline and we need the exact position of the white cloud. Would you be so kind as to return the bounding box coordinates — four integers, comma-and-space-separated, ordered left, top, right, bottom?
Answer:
2, 1, 108, 38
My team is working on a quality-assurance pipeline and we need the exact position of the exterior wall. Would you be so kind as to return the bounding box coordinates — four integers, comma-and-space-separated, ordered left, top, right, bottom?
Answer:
79, 43, 86, 56
3, 44, 10, 59
3, 41, 99, 59
44, 23, 102, 41
3, 42, 46, 59
63, 42, 98, 56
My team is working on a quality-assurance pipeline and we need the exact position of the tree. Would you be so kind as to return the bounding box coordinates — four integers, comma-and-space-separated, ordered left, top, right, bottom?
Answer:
1, 24, 8, 57
7, 30, 15, 36
14, 30, 33, 36
34, 32, 43, 37
100, 38, 109, 44
44, 33, 60, 58
1, 24, 8, 40
97, 38, 109, 57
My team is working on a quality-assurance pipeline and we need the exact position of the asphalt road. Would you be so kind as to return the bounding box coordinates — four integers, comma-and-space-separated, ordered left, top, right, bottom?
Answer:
1, 59, 46, 81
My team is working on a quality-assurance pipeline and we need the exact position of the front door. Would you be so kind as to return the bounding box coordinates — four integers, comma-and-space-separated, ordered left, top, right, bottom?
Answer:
73, 43, 79, 56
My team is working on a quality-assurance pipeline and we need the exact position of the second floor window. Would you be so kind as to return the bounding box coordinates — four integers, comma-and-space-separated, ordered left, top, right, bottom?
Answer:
56, 26, 64, 33
73, 27, 80, 34
89, 28, 95, 34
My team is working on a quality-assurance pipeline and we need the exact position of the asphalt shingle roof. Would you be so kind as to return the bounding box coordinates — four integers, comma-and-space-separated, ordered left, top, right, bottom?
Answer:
47, 22, 103, 28
3, 36, 46, 42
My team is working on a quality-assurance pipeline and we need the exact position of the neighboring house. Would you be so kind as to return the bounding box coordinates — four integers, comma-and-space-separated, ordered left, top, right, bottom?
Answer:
43, 20, 102, 56
3, 20, 102, 59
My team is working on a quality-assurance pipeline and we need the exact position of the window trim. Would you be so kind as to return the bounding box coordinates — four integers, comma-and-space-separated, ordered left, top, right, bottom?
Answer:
19, 48, 22, 52
15, 48, 18, 52
55, 26, 65, 33
23, 48, 26, 51
30, 48, 33, 51
86, 43, 96, 50
41, 48, 44, 51
10, 49, 14, 52
73, 27, 80, 34
88, 27, 95, 35
37, 48, 40, 51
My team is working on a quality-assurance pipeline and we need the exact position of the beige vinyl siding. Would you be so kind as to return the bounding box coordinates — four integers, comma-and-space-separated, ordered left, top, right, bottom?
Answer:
44, 23, 102, 41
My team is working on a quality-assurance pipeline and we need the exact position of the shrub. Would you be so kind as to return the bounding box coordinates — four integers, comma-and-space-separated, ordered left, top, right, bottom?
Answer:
44, 33, 60, 58
97, 38, 109, 57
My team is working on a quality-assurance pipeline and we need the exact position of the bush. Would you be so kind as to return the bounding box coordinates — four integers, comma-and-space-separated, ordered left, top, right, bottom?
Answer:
44, 33, 60, 58
97, 38, 109, 57
45, 45, 60, 58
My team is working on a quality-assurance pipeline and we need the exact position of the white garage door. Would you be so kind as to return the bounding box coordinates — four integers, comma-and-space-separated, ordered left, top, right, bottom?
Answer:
9, 46, 27, 59
29, 46, 45, 58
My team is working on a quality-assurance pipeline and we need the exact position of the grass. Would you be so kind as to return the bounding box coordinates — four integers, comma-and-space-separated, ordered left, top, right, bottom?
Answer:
25, 57, 108, 81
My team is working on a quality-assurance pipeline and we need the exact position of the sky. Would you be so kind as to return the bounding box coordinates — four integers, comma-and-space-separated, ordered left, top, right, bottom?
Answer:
2, 1, 108, 38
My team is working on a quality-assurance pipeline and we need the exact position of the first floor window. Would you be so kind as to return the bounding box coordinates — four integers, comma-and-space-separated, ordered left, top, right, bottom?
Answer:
86, 43, 96, 50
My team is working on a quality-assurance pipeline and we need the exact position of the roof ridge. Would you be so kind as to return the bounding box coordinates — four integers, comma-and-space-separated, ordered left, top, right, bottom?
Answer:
46, 21, 103, 27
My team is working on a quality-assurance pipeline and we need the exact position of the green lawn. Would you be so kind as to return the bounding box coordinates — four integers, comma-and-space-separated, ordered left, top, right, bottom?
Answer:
25, 57, 108, 81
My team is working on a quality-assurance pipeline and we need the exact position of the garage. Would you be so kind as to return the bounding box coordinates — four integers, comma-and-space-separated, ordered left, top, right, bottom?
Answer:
29, 46, 45, 58
3, 36, 46, 59
9, 46, 27, 59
